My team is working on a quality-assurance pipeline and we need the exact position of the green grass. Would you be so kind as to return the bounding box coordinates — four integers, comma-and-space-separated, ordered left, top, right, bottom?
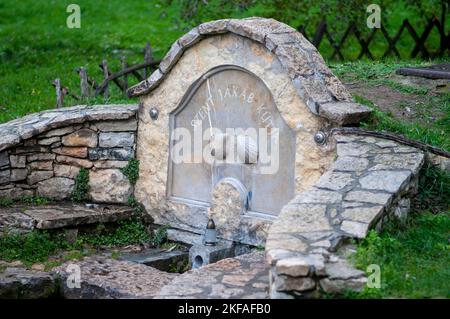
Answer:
0, 195, 51, 207
351, 212, 450, 298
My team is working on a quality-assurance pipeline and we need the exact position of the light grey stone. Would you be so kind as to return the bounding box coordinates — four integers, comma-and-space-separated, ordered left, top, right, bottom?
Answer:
319, 277, 367, 294
27, 153, 55, 162
89, 169, 132, 203
370, 152, 424, 174
274, 276, 316, 292
54, 164, 80, 179
198, 19, 229, 34
293, 188, 342, 204
0, 267, 56, 298
178, 27, 202, 47
276, 257, 311, 277
94, 119, 137, 132
0, 151, 9, 167
27, 171, 54, 185
315, 171, 354, 190
0, 187, 34, 200
344, 191, 392, 205
9, 155, 26, 168
359, 170, 411, 193
10, 169, 28, 182
40, 126, 75, 138
88, 148, 133, 161
319, 102, 372, 125
341, 206, 384, 225
340, 220, 369, 239
99, 132, 135, 148
331, 156, 369, 172
93, 161, 128, 169
37, 177, 74, 200
38, 136, 60, 146
0, 170, 10, 184
159, 41, 184, 74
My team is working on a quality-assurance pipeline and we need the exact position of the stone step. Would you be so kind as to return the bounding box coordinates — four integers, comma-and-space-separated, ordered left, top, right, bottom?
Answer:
119, 249, 188, 271
0, 203, 134, 234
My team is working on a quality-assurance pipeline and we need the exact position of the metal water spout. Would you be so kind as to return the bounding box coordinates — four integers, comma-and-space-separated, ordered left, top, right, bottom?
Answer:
204, 218, 217, 246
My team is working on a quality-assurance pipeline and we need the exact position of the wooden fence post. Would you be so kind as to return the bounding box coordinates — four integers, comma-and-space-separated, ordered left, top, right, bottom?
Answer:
54, 78, 63, 108
121, 55, 128, 94
79, 67, 90, 100
144, 42, 153, 78
102, 59, 109, 99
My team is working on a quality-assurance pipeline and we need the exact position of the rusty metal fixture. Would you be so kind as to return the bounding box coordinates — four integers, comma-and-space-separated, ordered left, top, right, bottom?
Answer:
204, 219, 217, 246
149, 107, 159, 120
314, 131, 327, 145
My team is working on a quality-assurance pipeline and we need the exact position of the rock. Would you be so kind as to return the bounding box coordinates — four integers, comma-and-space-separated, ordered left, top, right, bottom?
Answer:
340, 220, 369, 239
331, 157, 369, 172
270, 204, 331, 233
28, 161, 53, 170
0, 151, 10, 167
0, 267, 56, 298
359, 170, 411, 193
178, 27, 202, 48
341, 206, 384, 224
56, 155, 93, 169
10, 169, 28, 182
0, 212, 35, 233
54, 256, 177, 299
27, 153, 55, 162
41, 126, 75, 138
158, 41, 184, 74
293, 188, 342, 204
37, 177, 74, 200
318, 102, 372, 125
53, 147, 88, 158
198, 19, 229, 34
324, 259, 365, 280
9, 155, 26, 168
38, 136, 60, 146
0, 169, 10, 184
88, 148, 134, 161
54, 164, 80, 179
0, 188, 34, 200
62, 129, 97, 147
27, 171, 53, 185
94, 119, 137, 132
89, 169, 132, 203
275, 257, 310, 277
31, 264, 46, 271
93, 161, 128, 169
319, 277, 367, 294
344, 191, 392, 205
99, 133, 135, 148
315, 171, 354, 190
273, 276, 316, 292
265, 233, 309, 252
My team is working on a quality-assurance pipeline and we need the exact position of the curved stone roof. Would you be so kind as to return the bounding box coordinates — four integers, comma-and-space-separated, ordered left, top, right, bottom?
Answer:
0, 104, 137, 152
127, 17, 371, 122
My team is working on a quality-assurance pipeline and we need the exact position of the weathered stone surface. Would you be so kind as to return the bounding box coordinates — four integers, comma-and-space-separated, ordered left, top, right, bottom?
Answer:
94, 119, 137, 132
319, 277, 367, 294
54, 164, 80, 179
344, 191, 392, 205
0, 169, 10, 184
293, 188, 342, 204
88, 148, 133, 161
325, 259, 365, 280
20, 204, 134, 229
0, 267, 56, 298
37, 177, 74, 200
273, 276, 316, 292
0, 211, 35, 234
340, 220, 369, 238
0, 187, 34, 201
157, 252, 268, 299
27, 171, 53, 185
198, 19, 229, 34
54, 256, 177, 298
37, 136, 60, 146
53, 147, 88, 158
341, 206, 384, 224
10, 169, 28, 182
28, 161, 53, 170
0, 151, 9, 167
41, 126, 75, 138
319, 102, 372, 125
275, 257, 310, 277
331, 157, 369, 172
89, 169, 132, 203
99, 132, 135, 148
265, 233, 309, 252
9, 155, 26, 168
62, 129, 97, 147
371, 152, 424, 173
56, 155, 93, 168
178, 27, 202, 47
93, 160, 128, 169
158, 41, 184, 74
359, 170, 411, 193
27, 153, 55, 162
315, 171, 354, 190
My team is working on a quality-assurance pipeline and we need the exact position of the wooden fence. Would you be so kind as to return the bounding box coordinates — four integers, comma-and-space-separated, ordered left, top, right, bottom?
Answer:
53, 11, 449, 108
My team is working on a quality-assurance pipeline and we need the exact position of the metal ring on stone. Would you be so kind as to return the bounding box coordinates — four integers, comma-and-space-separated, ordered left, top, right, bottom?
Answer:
149, 107, 159, 120
314, 131, 327, 145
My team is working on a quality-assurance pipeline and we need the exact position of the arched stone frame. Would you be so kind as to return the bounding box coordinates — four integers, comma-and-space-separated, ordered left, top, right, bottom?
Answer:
131, 18, 370, 245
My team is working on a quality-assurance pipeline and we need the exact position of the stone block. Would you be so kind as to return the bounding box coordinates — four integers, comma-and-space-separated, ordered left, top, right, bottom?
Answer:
88, 148, 133, 161
94, 119, 137, 132
27, 171, 54, 185
10, 169, 28, 182
62, 129, 97, 147
0, 169, 10, 184
37, 177, 74, 200
54, 165, 80, 179
0, 151, 9, 167
28, 161, 53, 171
9, 155, 26, 168
56, 155, 93, 169
27, 153, 55, 162
89, 169, 132, 203
53, 147, 88, 158
99, 132, 135, 148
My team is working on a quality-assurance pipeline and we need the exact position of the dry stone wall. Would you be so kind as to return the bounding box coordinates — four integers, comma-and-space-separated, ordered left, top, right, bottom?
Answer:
266, 133, 425, 298
0, 105, 138, 203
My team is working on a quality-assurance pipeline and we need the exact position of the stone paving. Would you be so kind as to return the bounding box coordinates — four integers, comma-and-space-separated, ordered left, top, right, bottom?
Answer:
266, 133, 425, 298
156, 251, 269, 299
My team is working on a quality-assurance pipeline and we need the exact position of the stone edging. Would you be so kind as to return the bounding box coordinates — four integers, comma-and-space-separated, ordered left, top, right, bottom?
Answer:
127, 17, 371, 124
266, 134, 425, 298
0, 104, 138, 153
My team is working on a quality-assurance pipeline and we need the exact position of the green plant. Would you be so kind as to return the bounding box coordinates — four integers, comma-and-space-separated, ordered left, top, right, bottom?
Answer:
19, 196, 50, 206
416, 161, 450, 212
71, 168, 90, 203
121, 158, 140, 185
351, 212, 450, 298
0, 198, 14, 207
152, 225, 169, 247
128, 195, 145, 214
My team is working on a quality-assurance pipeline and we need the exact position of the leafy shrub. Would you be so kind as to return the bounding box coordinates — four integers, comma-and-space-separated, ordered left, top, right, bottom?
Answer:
71, 168, 90, 203
152, 225, 169, 247
121, 158, 140, 185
